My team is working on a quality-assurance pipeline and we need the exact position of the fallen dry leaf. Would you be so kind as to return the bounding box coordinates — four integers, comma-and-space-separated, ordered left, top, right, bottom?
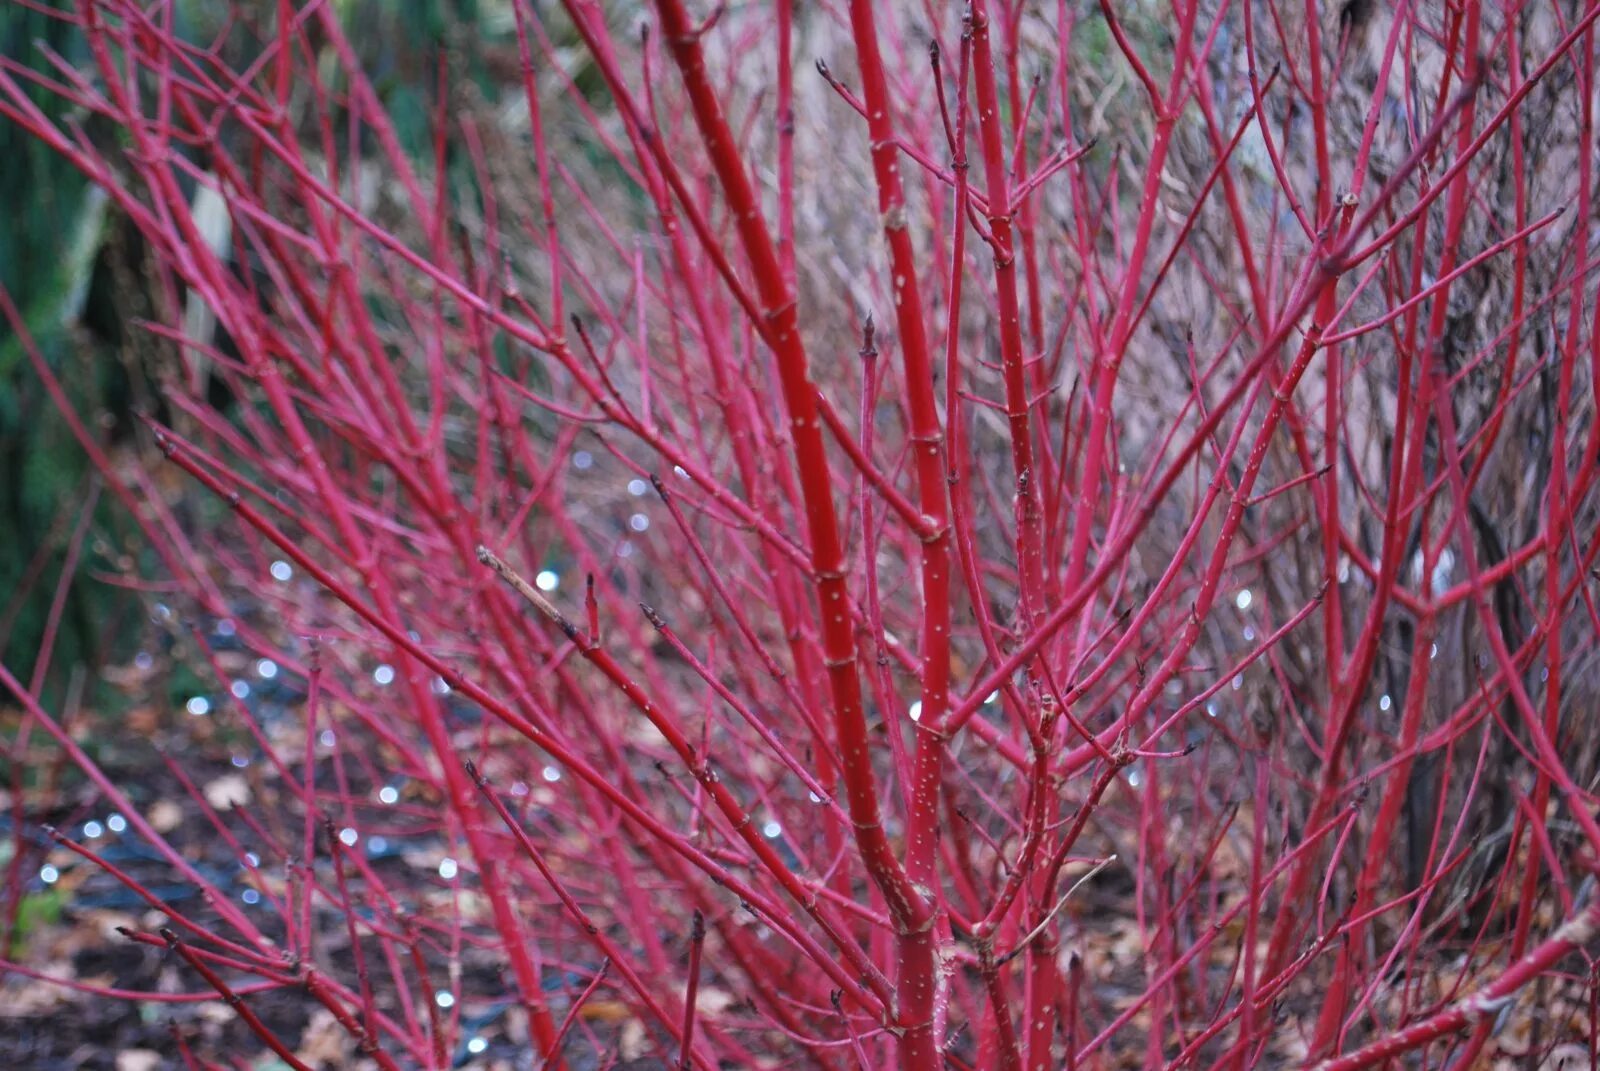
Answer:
203, 773, 251, 809
296, 1008, 349, 1065
148, 799, 183, 833
115, 1050, 161, 1071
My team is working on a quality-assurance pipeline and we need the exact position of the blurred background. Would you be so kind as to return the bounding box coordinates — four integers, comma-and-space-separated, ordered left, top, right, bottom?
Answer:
0, 0, 527, 711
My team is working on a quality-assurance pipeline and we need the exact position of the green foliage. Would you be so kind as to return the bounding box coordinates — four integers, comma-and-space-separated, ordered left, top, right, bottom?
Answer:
0, 0, 632, 701
0, 5, 116, 701
6, 886, 63, 958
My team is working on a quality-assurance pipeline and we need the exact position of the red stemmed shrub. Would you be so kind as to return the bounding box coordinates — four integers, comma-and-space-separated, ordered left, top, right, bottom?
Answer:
4, 0, 1600, 1067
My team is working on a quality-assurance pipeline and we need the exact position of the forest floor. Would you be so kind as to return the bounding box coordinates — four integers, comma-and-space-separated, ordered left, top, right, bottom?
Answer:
3, 643, 1595, 1070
